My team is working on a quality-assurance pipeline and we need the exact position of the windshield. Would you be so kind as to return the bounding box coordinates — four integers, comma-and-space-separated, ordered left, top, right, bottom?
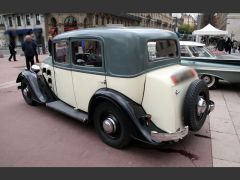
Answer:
188, 46, 214, 58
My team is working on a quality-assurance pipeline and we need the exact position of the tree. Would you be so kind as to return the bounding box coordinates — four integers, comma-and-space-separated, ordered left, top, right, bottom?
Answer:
178, 24, 194, 34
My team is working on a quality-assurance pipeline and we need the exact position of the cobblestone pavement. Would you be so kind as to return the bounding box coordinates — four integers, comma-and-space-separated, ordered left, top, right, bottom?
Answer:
0, 54, 239, 167
209, 82, 240, 167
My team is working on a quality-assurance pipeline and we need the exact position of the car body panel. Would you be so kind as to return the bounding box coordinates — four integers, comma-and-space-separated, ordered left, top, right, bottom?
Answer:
142, 64, 198, 133
180, 41, 240, 84
106, 75, 146, 105
72, 71, 106, 112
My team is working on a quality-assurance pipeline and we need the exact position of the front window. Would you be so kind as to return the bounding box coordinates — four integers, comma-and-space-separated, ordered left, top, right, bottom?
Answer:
147, 39, 178, 61
72, 39, 102, 67
54, 41, 69, 64
188, 46, 213, 58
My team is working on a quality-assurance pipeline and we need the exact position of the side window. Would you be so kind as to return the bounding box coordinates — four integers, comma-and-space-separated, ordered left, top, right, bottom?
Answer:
72, 40, 102, 67
180, 46, 191, 57
147, 39, 178, 61
54, 41, 69, 64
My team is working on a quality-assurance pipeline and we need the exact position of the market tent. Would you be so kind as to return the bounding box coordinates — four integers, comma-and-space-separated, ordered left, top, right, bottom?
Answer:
192, 24, 228, 42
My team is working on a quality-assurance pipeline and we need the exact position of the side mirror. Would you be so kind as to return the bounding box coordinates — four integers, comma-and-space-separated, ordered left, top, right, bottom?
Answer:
31, 65, 41, 74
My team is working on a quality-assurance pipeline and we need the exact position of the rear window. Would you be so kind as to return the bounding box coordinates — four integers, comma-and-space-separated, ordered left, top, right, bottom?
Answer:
147, 39, 178, 61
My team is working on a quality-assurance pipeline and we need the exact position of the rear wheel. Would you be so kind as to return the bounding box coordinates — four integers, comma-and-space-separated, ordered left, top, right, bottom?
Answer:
21, 79, 37, 106
93, 102, 131, 149
200, 74, 218, 89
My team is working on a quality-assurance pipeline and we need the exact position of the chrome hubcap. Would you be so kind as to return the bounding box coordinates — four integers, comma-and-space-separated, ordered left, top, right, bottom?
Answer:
197, 97, 207, 116
203, 76, 211, 84
102, 116, 117, 134
23, 87, 29, 97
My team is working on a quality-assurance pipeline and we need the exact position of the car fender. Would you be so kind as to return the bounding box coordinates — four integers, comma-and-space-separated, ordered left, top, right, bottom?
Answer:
88, 88, 155, 143
16, 70, 48, 104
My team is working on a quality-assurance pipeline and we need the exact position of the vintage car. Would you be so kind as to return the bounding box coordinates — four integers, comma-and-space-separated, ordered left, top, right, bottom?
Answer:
180, 41, 240, 88
16, 28, 214, 148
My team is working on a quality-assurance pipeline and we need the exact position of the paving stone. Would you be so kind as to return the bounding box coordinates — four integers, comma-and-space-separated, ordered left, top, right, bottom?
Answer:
209, 104, 231, 120
210, 117, 236, 135
211, 131, 240, 163
213, 158, 240, 167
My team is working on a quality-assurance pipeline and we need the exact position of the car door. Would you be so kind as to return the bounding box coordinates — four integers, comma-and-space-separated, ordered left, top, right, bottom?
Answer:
70, 38, 106, 112
52, 40, 77, 107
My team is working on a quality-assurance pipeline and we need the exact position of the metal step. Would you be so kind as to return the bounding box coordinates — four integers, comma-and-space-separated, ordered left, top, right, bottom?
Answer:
46, 100, 88, 123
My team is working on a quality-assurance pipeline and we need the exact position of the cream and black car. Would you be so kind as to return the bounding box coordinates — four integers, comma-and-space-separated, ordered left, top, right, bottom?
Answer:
16, 27, 214, 148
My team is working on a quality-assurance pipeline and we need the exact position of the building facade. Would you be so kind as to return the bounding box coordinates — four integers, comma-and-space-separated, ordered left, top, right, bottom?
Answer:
1, 13, 47, 50
0, 13, 175, 52
182, 14, 197, 28
215, 13, 240, 41
44, 13, 142, 39
130, 13, 175, 31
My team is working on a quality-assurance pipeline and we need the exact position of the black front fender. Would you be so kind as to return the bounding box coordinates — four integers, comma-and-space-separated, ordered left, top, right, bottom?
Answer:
88, 88, 156, 144
16, 70, 48, 104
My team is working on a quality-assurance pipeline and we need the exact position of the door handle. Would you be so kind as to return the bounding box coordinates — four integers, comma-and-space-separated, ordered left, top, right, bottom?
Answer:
99, 80, 106, 85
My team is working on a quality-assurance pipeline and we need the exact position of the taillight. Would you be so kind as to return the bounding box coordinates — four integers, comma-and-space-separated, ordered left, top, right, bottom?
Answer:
171, 69, 197, 85
190, 69, 197, 77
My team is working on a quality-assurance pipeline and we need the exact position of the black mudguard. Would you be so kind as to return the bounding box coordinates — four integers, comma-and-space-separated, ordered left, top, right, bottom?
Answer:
88, 88, 159, 144
16, 70, 56, 104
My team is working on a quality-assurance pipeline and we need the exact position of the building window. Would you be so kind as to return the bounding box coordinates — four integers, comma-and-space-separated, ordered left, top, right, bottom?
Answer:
112, 18, 115, 24
8, 17, 13, 27
36, 14, 40, 25
64, 16, 77, 32
95, 15, 98, 25
107, 17, 110, 24
26, 15, 31, 25
101, 16, 105, 25
50, 17, 57, 27
17, 16, 21, 26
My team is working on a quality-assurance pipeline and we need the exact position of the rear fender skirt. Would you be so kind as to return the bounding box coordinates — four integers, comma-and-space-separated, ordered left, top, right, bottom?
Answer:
88, 88, 155, 143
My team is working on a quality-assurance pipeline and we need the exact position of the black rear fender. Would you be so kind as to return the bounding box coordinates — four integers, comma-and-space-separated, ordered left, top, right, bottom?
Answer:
88, 88, 154, 143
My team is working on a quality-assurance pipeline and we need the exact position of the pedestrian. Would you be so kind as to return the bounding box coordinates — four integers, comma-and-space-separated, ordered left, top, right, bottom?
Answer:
48, 36, 53, 56
232, 40, 238, 53
30, 33, 39, 63
216, 37, 225, 51
8, 39, 17, 61
224, 37, 232, 54
22, 35, 37, 70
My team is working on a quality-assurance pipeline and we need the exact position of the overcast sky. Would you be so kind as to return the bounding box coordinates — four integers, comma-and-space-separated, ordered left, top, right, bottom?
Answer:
172, 13, 199, 20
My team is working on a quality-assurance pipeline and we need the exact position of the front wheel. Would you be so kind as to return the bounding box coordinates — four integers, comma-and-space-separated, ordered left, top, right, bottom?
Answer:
200, 74, 218, 89
21, 79, 37, 106
93, 102, 131, 149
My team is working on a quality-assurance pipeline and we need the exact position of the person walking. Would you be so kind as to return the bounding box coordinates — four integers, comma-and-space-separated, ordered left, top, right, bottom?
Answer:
30, 33, 39, 63
224, 37, 232, 54
8, 39, 17, 61
22, 35, 37, 70
216, 37, 225, 51
48, 36, 53, 56
232, 40, 238, 53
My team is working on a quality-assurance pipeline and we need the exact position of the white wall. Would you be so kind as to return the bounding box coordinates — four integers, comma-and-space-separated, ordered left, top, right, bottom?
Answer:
226, 13, 240, 41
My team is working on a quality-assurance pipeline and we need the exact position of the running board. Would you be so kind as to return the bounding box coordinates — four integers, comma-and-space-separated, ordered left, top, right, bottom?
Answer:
46, 100, 88, 123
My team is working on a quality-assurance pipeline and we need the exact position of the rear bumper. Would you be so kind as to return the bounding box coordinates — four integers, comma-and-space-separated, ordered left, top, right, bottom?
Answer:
208, 100, 215, 114
151, 126, 189, 143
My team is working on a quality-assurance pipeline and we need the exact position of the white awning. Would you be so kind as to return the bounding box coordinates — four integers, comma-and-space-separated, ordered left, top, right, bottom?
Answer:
192, 24, 228, 36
